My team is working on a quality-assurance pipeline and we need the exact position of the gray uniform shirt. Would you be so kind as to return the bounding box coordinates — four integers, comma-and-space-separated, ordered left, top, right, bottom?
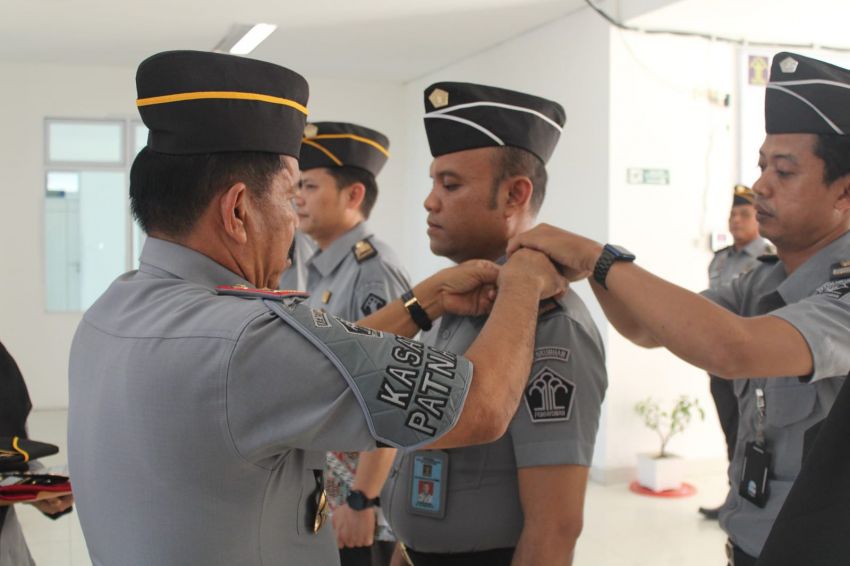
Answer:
703, 230, 850, 557
382, 291, 607, 553
302, 222, 410, 321
279, 232, 317, 291
68, 238, 471, 566
708, 237, 773, 290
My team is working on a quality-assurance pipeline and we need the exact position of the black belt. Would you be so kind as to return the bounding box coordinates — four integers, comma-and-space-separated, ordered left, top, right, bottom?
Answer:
403, 546, 515, 566
726, 539, 758, 566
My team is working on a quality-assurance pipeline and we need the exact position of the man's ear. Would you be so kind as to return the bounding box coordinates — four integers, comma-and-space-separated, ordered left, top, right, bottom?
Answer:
834, 173, 850, 213
503, 176, 534, 215
219, 182, 249, 244
343, 182, 366, 211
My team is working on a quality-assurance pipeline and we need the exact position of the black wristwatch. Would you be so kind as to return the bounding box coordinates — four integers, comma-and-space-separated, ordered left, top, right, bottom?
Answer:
592, 244, 636, 290
346, 489, 380, 511
401, 290, 433, 331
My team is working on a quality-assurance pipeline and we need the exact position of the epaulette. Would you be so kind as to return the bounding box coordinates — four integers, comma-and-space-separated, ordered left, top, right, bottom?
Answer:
715, 245, 733, 254
538, 298, 564, 317
831, 259, 850, 281
216, 285, 310, 301
352, 239, 378, 263
758, 254, 780, 264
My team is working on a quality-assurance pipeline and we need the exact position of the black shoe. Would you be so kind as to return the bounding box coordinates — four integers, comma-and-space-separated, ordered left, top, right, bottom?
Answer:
698, 506, 720, 520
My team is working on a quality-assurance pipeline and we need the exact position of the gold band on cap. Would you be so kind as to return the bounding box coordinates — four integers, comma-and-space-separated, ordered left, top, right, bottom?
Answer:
136, 91, 309, 115
307, 134, 390, 157
301, 139, 343, 166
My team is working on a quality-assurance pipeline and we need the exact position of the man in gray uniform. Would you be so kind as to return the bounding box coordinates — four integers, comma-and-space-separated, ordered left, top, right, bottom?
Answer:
509, 52, 850, 566
292, 122, 410, 565
67, 50, 568, 566
700, 184, 774, 520
280, 231, 316, 290
345, 82, 607, 566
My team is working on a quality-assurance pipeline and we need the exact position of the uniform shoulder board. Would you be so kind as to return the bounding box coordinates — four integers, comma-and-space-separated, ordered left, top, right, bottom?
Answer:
215, 285, 310, 301
538, 298, 563, 317
352, 239, 378, 264
758, 254, 780, 264
716, 245, 733, 254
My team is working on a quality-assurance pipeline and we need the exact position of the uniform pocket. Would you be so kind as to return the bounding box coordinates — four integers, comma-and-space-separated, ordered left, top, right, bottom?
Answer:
765, 383, 817, 428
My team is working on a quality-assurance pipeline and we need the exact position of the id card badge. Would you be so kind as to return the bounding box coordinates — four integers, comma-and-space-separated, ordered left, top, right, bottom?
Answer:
407, 450, 448, 519
739, 441, 771, 508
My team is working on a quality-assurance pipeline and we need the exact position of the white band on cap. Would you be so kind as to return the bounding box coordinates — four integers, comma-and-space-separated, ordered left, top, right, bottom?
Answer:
424, 114, 505, 145
426, 101, 564, 132
767, 83, 844, 134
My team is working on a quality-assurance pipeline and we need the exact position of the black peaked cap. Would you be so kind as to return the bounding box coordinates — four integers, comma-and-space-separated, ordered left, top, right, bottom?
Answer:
300, 122, 390, 176
136, 50, 309, 156
423, 82, 566, 164
732, 184, 754, 206
766, 52, 850, 135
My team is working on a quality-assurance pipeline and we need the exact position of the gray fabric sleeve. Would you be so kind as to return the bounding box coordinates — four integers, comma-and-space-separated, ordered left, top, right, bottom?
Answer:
770, 281, 850, 382
509, 314, 607, 468
264, 299, 473, 450
226, 310, 378, 461
353, 262, 412, 319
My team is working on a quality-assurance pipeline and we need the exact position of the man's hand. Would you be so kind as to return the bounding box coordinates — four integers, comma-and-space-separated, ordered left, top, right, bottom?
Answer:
30, 494, 74, 516
501, 248, 568, 300
507, 224, 602, 282
436, 259, 500, 317
332, 503, 376, 548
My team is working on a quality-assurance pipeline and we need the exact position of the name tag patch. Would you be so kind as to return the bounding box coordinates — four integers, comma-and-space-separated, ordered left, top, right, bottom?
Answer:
361, 293, 387, 316
534, 347, 570, 363
816, 277, 850, 300
311, 309, 331, 328
524, 367, 575, 423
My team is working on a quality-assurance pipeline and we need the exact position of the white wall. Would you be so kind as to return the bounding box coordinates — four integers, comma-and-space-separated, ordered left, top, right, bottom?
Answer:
0, 61, 136, 409
0, 62, 408, 409
603, 29, 738, 473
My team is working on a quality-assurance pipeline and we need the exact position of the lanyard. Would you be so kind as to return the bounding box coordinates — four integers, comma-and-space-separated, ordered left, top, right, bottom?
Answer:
755, 387, 767, 445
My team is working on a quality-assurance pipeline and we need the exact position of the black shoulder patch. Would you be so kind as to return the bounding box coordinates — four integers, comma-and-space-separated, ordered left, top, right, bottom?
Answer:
352, 239, 378, 263
816, 278, 850, 300
716, 245, 733, 254
524, 367, 575, 423
361, 293, 387, 316
758, 254, 780, 263
216, 285, 309, 302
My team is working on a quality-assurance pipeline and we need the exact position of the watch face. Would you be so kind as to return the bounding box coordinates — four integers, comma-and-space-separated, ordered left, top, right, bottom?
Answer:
606, 244, 635, 260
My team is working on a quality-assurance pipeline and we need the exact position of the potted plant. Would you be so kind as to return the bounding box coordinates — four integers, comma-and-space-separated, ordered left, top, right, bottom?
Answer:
634, 395, 705, 492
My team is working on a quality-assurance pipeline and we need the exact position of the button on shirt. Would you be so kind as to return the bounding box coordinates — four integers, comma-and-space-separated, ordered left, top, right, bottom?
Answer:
303, 222, 410, 322
703, 230, 850, 557
68, 238, 469, 566
708, 237, 773, 290
382, 291, 607, 553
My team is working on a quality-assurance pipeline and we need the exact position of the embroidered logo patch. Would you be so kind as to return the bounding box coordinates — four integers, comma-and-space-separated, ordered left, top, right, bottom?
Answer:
534, 347, 570, 363
816, 278, 850, 300
524, 367, 575, 423
361, 293, 387, 316
335, 317, 383, 338
311, 309, 331, 328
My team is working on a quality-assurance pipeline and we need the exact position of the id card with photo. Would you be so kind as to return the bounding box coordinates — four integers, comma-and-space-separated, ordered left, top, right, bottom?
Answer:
408, 450, 448, 519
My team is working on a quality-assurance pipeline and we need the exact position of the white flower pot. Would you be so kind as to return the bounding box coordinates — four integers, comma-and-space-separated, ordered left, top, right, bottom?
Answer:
637, 453, 684, 492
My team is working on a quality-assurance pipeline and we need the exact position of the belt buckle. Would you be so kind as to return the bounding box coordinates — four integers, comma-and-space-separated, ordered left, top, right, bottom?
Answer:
726, 539, 735, 566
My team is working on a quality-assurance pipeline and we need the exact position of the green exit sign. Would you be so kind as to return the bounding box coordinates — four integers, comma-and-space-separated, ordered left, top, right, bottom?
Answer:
627, 168, 670, 185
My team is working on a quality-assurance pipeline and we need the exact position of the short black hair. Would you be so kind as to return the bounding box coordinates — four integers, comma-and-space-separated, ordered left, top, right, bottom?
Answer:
323, 166, 379, 219
490, 146, 548, 214
130, 148, 284, 237
814, 134, 850, 185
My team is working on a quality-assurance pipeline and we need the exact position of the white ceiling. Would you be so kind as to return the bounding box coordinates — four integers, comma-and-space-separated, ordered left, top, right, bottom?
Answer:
0, 0, 592, 81
629, 0, 850, 54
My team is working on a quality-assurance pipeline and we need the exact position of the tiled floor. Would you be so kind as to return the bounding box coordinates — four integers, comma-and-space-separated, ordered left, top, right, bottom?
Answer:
18, 410, 729, 565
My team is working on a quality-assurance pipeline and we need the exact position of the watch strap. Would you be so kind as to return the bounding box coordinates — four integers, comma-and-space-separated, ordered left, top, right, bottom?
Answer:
402, 290, 433, 331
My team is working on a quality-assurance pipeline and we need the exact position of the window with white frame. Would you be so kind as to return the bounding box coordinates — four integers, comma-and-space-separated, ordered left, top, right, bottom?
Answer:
44, 119, 148, 312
